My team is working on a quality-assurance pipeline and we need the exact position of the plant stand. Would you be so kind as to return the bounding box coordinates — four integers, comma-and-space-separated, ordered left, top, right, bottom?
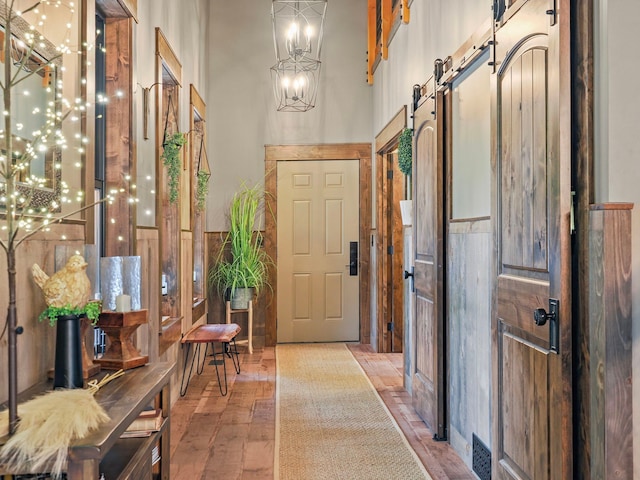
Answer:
225, 300, 253, 354
96, 309, 149, 370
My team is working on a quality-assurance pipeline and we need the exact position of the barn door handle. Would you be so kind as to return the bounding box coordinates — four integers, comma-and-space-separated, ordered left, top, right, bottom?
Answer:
404, 267, 415, 292
533, 298, 559, 354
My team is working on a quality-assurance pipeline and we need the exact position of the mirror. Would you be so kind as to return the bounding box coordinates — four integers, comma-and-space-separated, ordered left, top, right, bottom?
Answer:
0, 3, 62, 211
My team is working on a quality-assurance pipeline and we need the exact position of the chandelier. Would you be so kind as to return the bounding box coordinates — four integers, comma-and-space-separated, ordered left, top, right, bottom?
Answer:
271, 0, 327, 112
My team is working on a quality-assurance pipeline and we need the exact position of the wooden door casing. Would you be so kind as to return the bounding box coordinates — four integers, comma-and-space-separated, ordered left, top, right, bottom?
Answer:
491, 0, 572, 478
412, 90, 446, 440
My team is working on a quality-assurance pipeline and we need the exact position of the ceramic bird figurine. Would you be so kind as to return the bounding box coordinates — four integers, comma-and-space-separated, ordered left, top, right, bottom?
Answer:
31, 254, 91, 308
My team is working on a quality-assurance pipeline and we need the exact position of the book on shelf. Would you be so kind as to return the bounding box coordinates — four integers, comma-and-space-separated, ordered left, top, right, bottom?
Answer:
124, 408, 163, 433
152, 445, 161, 465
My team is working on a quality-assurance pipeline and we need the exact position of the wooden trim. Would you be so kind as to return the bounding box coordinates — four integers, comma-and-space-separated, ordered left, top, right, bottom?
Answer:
190, 84, 206, 118
589, 202, 633, 210
264, 144, 372, 347
155, 28, 182, 86
367, 0, 376, 84
380, 0, 392, 60
189, 85, 207, 312
375, 108, 407, 353
401, 0, 410, 24
81, 0, 95, 244
155, 29, 183, 351
104, 17, 136, 256
96, 0, 138, 21
440, 18, 492, 87
375, 105, 407, 152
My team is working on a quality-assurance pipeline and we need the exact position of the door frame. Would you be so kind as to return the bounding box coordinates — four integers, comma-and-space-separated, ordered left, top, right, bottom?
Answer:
375, 106, 407, 353
264, 144, 372, 347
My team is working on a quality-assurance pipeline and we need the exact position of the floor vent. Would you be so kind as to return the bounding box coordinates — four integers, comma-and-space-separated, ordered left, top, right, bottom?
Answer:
472, 433, 491, 480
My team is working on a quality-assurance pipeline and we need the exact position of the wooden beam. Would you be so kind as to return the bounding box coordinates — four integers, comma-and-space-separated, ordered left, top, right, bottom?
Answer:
381, 0, 391, 60
401, 0, 410, 24
367, 0, 376, 84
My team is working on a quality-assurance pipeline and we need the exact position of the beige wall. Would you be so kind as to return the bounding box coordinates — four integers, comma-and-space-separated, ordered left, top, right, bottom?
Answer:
205, 0, 372, 231
135, 0, 210, 227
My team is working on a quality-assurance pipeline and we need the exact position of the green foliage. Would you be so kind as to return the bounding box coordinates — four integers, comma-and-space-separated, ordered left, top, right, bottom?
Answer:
161, 132, 188, 204
398, 127, 413, 176
38, 300, 102, 327
196, 170, 210, 212
208, 183, 273, 299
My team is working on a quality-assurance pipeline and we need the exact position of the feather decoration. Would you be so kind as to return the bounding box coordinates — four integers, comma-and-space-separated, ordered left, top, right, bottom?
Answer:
0, 370, 124, 477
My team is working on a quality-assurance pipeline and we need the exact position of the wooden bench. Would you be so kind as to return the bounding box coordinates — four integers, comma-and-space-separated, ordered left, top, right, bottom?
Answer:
180, 323, 241, 396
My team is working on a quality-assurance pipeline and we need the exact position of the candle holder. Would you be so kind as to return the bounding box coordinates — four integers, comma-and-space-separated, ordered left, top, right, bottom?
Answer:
96, 309, 149, 370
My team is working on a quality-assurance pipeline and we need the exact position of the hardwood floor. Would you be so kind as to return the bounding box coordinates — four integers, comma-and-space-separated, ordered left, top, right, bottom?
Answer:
170, 344, 474, 479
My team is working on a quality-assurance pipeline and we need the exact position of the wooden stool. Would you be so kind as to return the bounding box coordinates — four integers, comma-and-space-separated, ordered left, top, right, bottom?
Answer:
225, 300, 253, 354
180, 323, 241, 396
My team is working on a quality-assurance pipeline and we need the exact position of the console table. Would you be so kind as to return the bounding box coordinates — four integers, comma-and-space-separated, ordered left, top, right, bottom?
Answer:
1, 362, 174, 479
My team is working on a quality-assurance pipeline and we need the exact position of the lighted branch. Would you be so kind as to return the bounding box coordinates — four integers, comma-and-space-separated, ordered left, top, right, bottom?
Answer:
0, 0, 127, 436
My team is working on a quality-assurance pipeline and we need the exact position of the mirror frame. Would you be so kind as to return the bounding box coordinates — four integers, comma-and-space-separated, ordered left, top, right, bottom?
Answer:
0, 1, 63, 212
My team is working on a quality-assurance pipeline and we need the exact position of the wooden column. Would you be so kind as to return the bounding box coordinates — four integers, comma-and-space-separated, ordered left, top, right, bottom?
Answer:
589, 203, 633, 479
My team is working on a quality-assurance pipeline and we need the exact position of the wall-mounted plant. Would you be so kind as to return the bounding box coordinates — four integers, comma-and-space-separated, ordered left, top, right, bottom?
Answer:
398, 127, 412, 176
196, 170, 210, 212
161, 131, 187, 204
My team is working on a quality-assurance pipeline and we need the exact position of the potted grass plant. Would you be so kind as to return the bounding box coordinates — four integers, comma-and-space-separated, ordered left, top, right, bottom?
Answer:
208, 182, 273, 309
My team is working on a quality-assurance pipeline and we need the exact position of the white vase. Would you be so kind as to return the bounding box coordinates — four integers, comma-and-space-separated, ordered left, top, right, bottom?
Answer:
399, 200, 412, 226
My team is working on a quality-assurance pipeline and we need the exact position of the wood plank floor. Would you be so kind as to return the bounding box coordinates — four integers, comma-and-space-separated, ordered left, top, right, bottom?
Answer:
170, 344, 475, 479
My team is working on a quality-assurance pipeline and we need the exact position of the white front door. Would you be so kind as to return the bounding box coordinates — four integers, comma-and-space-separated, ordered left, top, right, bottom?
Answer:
277, 159, 360, 343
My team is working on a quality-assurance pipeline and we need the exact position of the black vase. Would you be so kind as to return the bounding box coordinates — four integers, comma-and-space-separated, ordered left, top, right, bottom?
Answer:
54, 314, 84, 389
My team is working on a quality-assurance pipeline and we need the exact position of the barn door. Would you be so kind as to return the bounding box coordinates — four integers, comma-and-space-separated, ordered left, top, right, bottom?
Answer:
412, 90, 445, 440
491, 0, 572, 478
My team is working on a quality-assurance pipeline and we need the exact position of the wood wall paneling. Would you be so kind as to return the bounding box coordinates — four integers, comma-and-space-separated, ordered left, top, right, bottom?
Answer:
0, 224, 86, 403
136, 227, 160, 362
447, 219, 492, 467
588, 203, 633, 480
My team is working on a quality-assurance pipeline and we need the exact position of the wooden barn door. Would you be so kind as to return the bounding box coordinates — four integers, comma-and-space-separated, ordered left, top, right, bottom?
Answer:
491, 0, 572, 478
412, 90, 446, 440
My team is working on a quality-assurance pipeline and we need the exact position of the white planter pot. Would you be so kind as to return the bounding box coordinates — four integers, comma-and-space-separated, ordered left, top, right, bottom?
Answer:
399, 200, 412, 226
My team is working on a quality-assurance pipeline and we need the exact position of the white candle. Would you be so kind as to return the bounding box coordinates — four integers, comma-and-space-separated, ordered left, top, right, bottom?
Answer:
115, 294, 131, 312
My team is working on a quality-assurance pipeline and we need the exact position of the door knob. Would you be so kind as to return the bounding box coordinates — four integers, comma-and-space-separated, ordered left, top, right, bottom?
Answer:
533, 299, 560, 354
404, 270, 413, 279
533, 308, 552, 326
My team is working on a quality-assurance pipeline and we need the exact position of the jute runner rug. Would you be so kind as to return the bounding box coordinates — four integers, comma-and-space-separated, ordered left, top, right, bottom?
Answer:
275, 343, 431, 480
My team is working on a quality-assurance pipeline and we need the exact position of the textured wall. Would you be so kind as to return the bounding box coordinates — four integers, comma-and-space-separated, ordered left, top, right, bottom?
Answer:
205, 0, 372, 232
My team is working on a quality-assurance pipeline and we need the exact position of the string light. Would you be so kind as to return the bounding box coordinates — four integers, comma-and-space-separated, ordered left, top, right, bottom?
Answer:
0, 0, 136, 250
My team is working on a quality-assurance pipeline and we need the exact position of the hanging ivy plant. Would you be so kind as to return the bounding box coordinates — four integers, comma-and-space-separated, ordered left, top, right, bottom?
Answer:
398, 127, 413, 176
196, 170, 210, 212
161, 132, 187, 204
